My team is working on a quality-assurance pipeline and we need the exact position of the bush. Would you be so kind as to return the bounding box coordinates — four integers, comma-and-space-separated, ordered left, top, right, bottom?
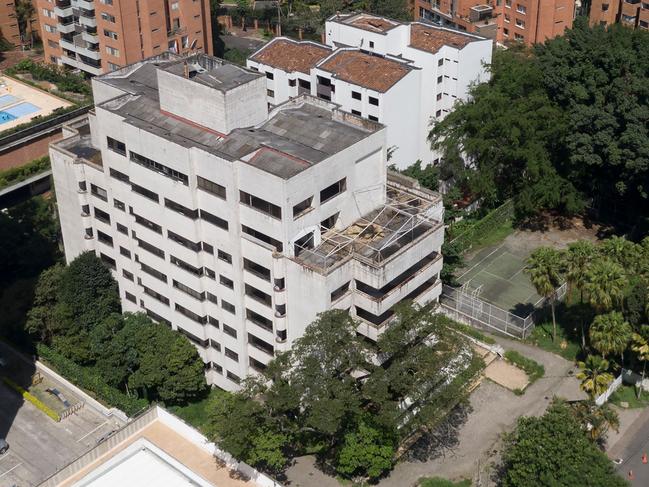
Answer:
504, 350, 545, 383
7, 59, 91, 96
0, 156, 50, 191
36, 343, 148, 416
450, 321, 497, 345
2, 376, 60, 421
420, 478, 471, 487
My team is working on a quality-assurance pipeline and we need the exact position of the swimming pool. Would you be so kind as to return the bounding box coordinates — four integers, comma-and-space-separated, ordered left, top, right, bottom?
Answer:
0, 94, 19, 108
0, 101, 41, 125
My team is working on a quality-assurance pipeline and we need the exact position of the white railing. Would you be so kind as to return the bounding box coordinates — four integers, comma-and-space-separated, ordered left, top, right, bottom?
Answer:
595, 372, 624, 406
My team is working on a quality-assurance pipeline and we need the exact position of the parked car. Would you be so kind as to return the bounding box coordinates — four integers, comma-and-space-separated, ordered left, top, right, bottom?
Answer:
0, 438, 9, 455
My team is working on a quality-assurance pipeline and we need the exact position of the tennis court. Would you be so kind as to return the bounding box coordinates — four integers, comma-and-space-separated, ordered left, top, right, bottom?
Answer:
456, 242, 541, 317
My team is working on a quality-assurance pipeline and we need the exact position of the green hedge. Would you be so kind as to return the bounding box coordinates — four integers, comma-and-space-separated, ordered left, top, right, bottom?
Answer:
2, 376, 60, 421
0, 156, 50, 191
6, 59, 91, 96
504, 350, 545, 384
36, 344, 148, 417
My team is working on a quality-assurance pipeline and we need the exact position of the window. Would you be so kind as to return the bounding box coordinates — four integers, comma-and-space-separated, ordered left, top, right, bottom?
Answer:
107, 136, 126, 155
218, 250, 232, 264
167, 230, 200, 251
110, 168, 129, 183
223, 323, 237, 338
241, 226, 283, 252
130, 151, 188, 185
369, 41, 374, 48
94, 207, 111, 224
140, 262, 167, 282
79, 181, 87, 192
351, 91, 361, 100
164, 198, 198, 219
220, 275, 234, 289
288, 79, 296, 87
515, 18, 525, 28
106, 47, 120, 58
331, 281, 350, 301
292, 196, 313, 218
125, 292, 136, 303
100, 253, 116, 269
114, 199, 126, 211
132, 212, 162, 234
206, 292, 218, 304
120, 246, 131, 258
81, 204, 90, 216
175, 303, 206, 324
320, 178, 346, 204
438, 58, 443, 66
91, 184, 107, 201
368, 96, 379, 106
226, 371, 241, 384
437, 75, 443, 84
436, 110, 442, 117
249, 357, 267, 372
246, 308, 273, 331
97, 231, 113, 247
104, 29, 118, 40
248, 333, 274, 356
222, 300, 235, 314
321, 212, 339, 231
267, 89, 274, 98
243, 258, 271, 281
101, 12, 116, 22
136, 237, 165, 258
516, 4, 526, 13
224, 348, 239, 361
505, 0, 511, 6
197, 176, 226, 199
200, 209, 229, 230
170, 255, 203, 276
239, 191, 281, 219
368, 115, 378, 122
351, 109, 361, 116
202, 242, 214, 254
173, 280, 205, 301
299, 79, 311, 90
245, 284, 272, 307
123, 269, 134, 281
437, 93, 442, 101
131, 183, 159, 202
266, 72, 274, 80
142, 284, 169, 305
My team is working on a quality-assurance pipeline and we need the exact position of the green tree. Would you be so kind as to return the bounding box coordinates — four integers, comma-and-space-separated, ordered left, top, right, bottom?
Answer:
500, 401, 626, 487
15, 0, 35, 45
631, 328, 649, 399
526, 248, 564, 342
584, 259, 626, 313
564, 240, 597, 348
576, 355, 614, 399
336, 419, 396, 481
25, 264, 65, 343
589, 311, 632, 363
398, 160, 439, 191
570, 401, 619, 447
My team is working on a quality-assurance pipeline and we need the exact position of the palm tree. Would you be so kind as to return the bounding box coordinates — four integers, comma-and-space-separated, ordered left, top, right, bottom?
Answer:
577, 355, 614, 399
584, 259, 625, 313
571, 401, 620, 447
631, 328, 649, 399
565, 241, 596, 348
527, 247, 564, 343
600, 236, 640, 274
589, 312, 632, 364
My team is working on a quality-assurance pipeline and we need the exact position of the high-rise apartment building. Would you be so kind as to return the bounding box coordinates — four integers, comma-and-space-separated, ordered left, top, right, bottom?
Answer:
414, 0, 576, 45
35, 0, 212, 76
50, 53, 445, 391
247, 13, 492, 169
590, 0, 649, 30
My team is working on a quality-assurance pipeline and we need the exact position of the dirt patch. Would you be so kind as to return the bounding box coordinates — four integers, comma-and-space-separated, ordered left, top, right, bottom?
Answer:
484, 359, 529, 391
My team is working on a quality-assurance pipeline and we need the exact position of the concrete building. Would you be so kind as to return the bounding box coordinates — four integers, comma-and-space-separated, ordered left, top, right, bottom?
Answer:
40, 405, 282, 487
49, 53, 445, 391
35, 0, 212, 76
414, 0, 576, 45
247, 13, 492, 169
590, 0, 649, 30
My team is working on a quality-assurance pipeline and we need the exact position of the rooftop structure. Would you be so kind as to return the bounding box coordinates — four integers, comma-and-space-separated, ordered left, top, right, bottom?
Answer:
50, 53, 443, 390
248, 13, 492, 169
41, 406, 280, 487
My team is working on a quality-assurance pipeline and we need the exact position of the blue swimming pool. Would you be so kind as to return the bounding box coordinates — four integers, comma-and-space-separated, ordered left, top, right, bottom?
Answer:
0, 94, 19, 108
0, 101, 40, 125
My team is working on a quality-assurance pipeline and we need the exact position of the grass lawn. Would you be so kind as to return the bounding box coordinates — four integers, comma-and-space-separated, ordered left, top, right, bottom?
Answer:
526, 322, 581, 362
610, 384, 649, 409
419, 477, 471, 487
470, 218, 514, 252
168, 387, 228, 433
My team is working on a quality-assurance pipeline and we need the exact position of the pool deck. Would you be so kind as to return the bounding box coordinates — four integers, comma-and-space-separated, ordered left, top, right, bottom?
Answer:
0, 75, 73, 133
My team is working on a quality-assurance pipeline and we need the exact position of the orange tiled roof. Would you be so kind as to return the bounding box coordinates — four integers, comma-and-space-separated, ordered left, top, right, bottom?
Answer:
409, 24, 475, 53
346, 15, 400, 33
250, 39, 332, 75
317, 50, 411, 93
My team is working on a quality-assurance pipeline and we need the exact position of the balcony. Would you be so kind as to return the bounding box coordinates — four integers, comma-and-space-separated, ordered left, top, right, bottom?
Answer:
79, 15, 97, 28
57, 21, 76, 34
81, 29, 98, 44
54, 5, 74, 17
60, 54, 102, 75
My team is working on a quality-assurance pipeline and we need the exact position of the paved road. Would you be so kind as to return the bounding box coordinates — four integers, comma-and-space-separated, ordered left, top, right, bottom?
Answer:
609, 407, 649, 486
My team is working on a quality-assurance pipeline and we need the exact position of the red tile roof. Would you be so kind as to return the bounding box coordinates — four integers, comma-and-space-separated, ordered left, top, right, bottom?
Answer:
409, 24, 476, 53
346, 15, 400, 33
250, 39, 332, 75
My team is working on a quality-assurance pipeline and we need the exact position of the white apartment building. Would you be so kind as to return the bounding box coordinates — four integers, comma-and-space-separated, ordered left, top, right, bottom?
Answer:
247, 12, 492, 170
50, 53, 444, 391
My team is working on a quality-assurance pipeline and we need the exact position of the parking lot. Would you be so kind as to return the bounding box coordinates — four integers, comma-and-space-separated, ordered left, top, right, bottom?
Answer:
0, 368, 124, 486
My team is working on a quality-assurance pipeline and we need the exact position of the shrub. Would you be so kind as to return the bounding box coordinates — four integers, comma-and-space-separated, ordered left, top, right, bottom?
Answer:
450, 321, 497, 345
7, 59, 91, 96
0, 156, 50, 191
2, 376, 60, 421
36, 344, 148, 416
504, 350, 545, 384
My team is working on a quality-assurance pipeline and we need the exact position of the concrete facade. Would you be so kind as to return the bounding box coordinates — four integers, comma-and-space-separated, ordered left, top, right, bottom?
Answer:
35, 0, 213, 76
247, 13, 492, 170
414, 0, 576, 45
590, 0, 649, 30
49, 53, 445, 391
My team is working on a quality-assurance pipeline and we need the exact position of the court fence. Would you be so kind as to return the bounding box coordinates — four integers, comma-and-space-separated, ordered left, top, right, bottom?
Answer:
448, 199, 515, 254
440, 282, 567, 340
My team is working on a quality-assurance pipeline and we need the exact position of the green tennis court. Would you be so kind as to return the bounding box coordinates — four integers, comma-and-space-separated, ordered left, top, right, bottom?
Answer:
456, 243, 542, 317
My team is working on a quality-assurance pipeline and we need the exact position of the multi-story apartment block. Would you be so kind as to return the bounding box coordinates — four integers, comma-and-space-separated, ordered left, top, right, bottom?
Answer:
414, 0, 576, 45
590, 0, 649, 30
35, 0, 212, 76
247, 13, 492, 170
50, 53, 445, 390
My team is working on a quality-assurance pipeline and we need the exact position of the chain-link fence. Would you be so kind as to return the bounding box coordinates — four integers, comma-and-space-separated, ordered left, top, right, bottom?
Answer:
448, 199, 515, 254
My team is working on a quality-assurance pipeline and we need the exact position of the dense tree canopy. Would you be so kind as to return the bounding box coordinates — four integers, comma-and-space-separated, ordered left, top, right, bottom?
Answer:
431, 19, 649, 227
500, 401, 626, 487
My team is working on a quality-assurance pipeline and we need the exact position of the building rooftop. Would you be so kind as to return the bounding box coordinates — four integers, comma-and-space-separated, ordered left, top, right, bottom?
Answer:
249, 38, 332, 75
334, 13, 402, 33
43, 406, 278, 487
219, 99, 378, 178
162, 56, 262, 92
409, 23, 478, 53
317, 49, 413, 93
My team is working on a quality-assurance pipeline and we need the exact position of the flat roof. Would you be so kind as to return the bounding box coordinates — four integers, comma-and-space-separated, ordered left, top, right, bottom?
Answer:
317, 50, 413, 93
334, 13, 402, 33
162, 57, 262, 91
249, 38, 332, 75
409, 23, 479, 53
